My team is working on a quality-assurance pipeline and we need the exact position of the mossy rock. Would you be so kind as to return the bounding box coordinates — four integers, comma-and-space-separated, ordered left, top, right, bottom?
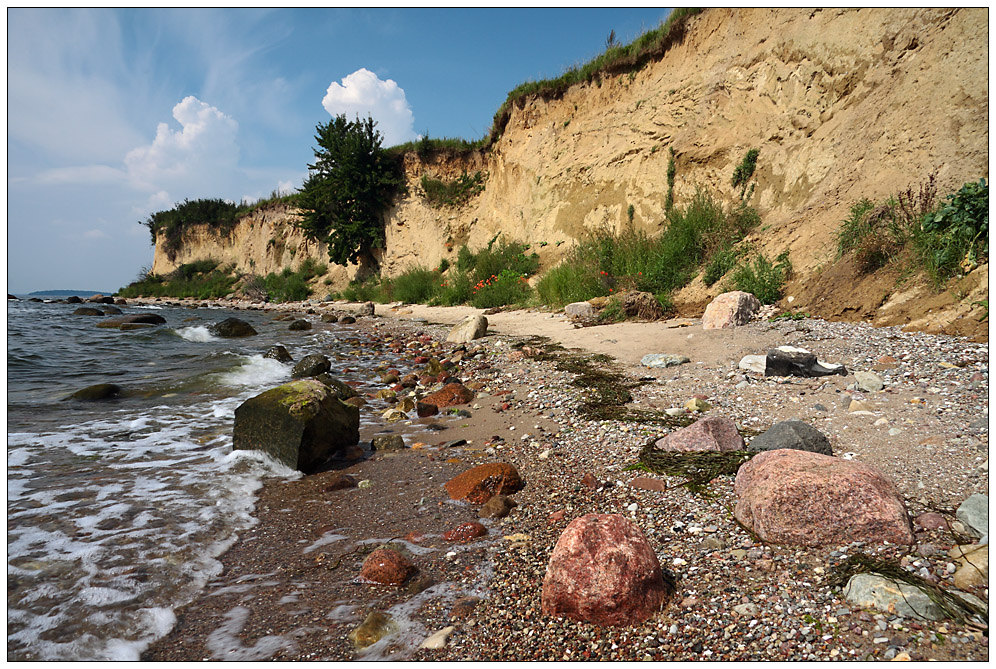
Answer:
233, 379, 360, 473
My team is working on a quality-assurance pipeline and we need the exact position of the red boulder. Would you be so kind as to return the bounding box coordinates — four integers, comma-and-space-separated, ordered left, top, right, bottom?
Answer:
442, 521, 488, 543
359, 547, 416, 585
541, 514, 673, 627
734, 449, 914, 547
444, 463, 523, 504
422, 383, 474, 409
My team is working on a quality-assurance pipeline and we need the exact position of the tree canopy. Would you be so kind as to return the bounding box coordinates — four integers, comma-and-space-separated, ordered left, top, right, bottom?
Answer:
297, 115, 406, 266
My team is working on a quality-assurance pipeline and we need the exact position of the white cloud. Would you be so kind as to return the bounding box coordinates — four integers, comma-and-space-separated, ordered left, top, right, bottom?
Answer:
84, 229, 109, 239
125, 96, 240, 199
321, 68, 416, 146
35, 165, 126, 186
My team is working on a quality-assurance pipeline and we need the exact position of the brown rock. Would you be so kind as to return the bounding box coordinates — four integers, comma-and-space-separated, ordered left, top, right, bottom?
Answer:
444, 463, 523, 504
734, 449, 914, 547
442, 521, 488, 543
541, 514, 674, 627
416, 401, 439, 417
702, 291, 761, 330
914, 512, 950, 531
421, 383, 474, 409
630, 476, 668, 492
548, 510, 567, 524
652, 416, 744, 452
359, 547, 416, 585
324, 473, 358, 492
478, 495, 517, 519
449, 596, 480, 620
581, 472, 599, 490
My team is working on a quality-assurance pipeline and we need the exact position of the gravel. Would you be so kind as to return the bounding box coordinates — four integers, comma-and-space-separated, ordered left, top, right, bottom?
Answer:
142, 308, 989, 662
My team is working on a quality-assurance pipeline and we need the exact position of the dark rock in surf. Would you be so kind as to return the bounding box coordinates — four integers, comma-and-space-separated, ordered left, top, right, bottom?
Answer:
66, 296, 83, 303
288, 319, 312, 331
210, 318, 257, 337
264, 345, 294, 363
73, 307, 104, 316
232, 378, 360, 473
97, 313, 167, 329
292, 354, 331, 378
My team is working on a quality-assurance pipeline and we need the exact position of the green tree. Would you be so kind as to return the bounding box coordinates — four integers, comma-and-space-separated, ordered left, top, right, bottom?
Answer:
297, 115, 405, 266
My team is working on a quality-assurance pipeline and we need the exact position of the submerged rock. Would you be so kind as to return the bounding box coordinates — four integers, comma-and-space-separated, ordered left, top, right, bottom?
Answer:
348, 611, 398, 650
541, 513, 674, 627
232, 379, 359, 472
288, 319, 312, 331
72, 307, 104, 316
66, 383, 123, 401
96, 313, 167, 329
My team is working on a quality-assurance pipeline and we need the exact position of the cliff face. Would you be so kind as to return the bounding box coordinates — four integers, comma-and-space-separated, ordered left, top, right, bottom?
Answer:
153, 7, 988, 336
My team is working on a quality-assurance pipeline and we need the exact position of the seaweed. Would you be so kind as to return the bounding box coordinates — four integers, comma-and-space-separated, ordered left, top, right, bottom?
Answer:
628, 441, 756, 495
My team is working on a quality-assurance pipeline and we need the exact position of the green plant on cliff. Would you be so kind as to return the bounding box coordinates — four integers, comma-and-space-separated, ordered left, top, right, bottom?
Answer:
732, 148, 760, 199
117, 259, 237, 299
420, 171, 486, 208
261, 258, 327, 303
836, 176, 988, 287
297, 115, 406, 267
725, 250, 792, 304
665, 147, 677, 214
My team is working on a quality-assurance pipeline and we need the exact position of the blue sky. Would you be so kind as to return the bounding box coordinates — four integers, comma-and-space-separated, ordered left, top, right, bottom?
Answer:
6, 8, 677, 294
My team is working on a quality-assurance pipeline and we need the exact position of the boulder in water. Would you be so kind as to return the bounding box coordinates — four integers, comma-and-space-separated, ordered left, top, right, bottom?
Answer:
264, 345, 293, 363
210, 318, 257, 337
73, 307, 104, 316
289, 319, 312, 331
232, 378, 360, 472
96, 313, 167, 329
66, 296, 83, 303
292, 354, 331, 378
102, 306, 123, 315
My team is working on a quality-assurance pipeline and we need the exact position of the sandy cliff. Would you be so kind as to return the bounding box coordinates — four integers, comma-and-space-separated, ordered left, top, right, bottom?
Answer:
152, 8, 988, 337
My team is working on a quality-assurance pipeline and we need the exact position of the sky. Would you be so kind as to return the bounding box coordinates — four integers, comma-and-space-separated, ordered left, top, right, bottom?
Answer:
6, 7, 678, 294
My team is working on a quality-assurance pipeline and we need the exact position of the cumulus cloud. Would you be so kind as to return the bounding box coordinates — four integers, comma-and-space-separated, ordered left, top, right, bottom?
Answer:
321, 68, 416, 146
125, 96, 240, 201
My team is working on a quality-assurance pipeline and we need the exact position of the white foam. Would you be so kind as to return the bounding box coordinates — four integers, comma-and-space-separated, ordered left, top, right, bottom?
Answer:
205, 606, 298, 661
302, 531, 349, 554
175, 325, 217, 342
214, 355, 289, 388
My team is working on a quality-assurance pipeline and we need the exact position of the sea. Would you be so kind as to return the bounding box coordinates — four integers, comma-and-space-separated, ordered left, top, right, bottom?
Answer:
6, 296, 398, 661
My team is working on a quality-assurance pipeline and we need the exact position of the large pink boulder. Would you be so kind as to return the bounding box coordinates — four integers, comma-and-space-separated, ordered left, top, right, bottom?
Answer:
702, 291, 761, 330
652, 416, 744, 452
541, 514, 674, 627
734, 450, 914, 547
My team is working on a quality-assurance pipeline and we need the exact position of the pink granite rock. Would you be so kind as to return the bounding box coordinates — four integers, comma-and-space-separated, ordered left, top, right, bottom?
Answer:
734, 449, 914, 547
702, 291, 761, 330
652, 416, 744, 452
541, 514, 674, 627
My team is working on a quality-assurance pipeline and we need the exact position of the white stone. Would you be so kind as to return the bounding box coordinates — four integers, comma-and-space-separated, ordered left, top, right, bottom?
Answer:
420, 626, 455, 650
738, 355, 767, 374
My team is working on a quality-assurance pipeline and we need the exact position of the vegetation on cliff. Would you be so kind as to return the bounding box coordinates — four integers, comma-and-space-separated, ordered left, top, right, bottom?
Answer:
118, 259, 238, 299
836, 176, 989, 287
296, 114, 406, 267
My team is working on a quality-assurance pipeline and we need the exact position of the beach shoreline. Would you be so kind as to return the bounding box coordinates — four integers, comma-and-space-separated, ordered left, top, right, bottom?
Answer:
133, 298, 988, 661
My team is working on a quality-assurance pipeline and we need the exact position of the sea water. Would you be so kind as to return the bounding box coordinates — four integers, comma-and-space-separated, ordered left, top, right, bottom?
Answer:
5, 298, 391, 661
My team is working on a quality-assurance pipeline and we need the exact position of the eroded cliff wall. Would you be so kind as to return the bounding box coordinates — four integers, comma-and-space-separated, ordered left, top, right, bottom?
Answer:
153, 7, 987, 331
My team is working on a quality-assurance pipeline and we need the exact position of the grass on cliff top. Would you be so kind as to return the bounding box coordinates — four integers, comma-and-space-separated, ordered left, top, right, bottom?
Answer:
385, 8, 703, 153
117, 259, 238, 299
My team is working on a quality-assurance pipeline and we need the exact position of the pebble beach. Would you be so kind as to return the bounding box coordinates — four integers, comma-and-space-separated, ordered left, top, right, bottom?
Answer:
135, 298, 988, 662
